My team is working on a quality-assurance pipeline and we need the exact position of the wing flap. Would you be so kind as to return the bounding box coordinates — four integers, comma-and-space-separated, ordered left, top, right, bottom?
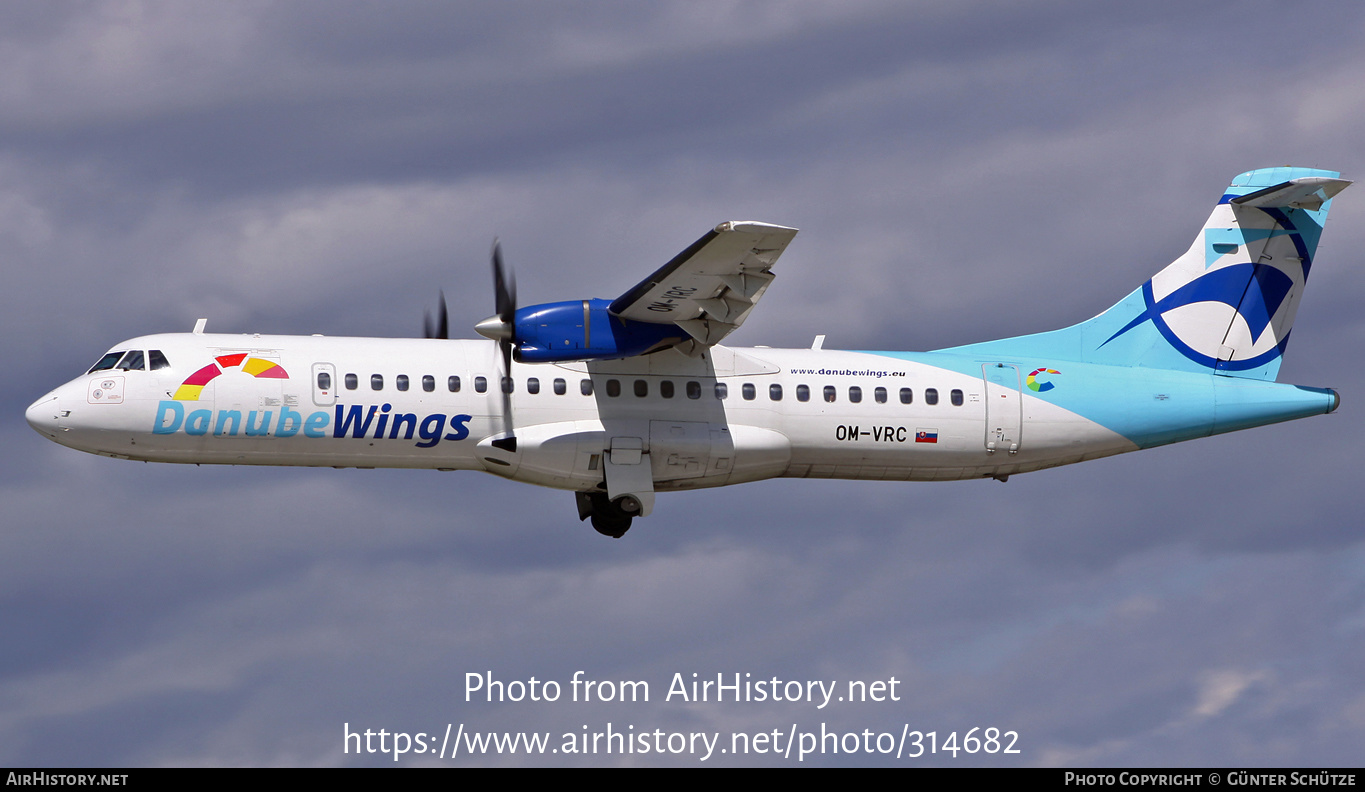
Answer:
676, 317, 736, 345
719, 270, 774, 298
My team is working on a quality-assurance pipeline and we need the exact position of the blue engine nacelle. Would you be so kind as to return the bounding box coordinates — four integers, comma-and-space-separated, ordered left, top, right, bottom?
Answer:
512, 299, 686, 363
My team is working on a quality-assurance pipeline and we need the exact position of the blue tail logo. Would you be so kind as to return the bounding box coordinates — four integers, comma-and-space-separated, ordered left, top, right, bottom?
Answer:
1102, 261, 1297, 370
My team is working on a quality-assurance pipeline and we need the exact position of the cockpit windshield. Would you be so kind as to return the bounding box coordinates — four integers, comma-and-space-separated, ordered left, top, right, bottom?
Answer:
88, 351, 124, 374
87, 349, 171, 374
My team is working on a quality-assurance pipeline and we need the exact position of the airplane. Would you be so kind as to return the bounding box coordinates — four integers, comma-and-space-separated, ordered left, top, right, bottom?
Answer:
26, 167, 1350, 538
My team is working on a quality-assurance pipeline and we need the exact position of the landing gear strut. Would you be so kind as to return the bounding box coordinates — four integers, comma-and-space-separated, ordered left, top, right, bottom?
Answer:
576, 491, 639, 538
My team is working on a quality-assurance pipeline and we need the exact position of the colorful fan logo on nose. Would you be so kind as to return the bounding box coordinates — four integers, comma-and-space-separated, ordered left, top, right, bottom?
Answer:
172, 353, 289, 401
1026, 368, 1060, 392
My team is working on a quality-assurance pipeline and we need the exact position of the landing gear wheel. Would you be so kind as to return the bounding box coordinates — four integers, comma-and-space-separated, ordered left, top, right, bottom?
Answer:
591, 511, 632, 538
579, 492, 635, 538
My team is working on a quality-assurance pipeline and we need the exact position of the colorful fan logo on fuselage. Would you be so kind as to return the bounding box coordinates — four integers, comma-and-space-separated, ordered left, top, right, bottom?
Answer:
172, 353, 289, 401
1026, 368, 1060, 392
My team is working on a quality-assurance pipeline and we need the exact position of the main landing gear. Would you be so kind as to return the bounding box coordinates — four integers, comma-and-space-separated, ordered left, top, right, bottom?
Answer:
575, 491, 642, 538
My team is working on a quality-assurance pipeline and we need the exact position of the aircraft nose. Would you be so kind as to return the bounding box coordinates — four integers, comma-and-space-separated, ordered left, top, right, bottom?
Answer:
26, 392, 64, 438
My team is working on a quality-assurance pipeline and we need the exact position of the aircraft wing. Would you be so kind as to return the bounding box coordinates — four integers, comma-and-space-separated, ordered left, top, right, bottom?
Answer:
609, 221, 798, 347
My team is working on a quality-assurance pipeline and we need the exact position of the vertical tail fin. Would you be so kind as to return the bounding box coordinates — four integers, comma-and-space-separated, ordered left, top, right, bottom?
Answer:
947, 167, 1350, 380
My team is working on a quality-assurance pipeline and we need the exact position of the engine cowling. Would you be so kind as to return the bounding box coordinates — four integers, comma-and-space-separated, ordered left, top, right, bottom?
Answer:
509, 299, 685, 363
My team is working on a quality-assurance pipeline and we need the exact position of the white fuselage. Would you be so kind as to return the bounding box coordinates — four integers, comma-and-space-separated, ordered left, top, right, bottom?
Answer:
29, 328, 1339, 500
28, 331, 1155, 493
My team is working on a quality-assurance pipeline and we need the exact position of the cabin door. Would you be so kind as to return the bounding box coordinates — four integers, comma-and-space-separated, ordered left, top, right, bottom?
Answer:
981, 363, 1022, 454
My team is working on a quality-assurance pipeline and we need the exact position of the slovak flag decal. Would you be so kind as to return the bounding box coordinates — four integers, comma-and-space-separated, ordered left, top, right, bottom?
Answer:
915, 429, 938, 444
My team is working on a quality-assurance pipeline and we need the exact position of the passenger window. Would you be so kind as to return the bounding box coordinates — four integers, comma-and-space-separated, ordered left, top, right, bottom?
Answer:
422, 375, 435, 392
687, 381, 701, 399
396, 375, 409, 392
849, 386, 862, 403
770, 384, 783, 401
634, 379, 648, 397
371, 374, 384, 391
317, 372, 332, 391
581, 379, 593, 396
951, 388, 963, 406
474, 376, 487, 393
553, 378, 566, 395
527, 378, 540, 394
824, 385, 837, 403
742, 383, 756, 400
501, 377, 514, 394
796, 384, 810, 402
148, 350, 171, 371
875, 387, 887, 404
448, 375, 461, 393
345, 373, 358, 390
715, 382, 728, 400
899, 387, 912, 404
606, 379, 621, 397
925, 388, 939, 405
88, 351, 124, 374
117, 350, 145, 371
660, 380, 674, 399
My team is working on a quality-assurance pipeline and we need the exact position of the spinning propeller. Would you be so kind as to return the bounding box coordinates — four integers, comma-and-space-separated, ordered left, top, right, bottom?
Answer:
422, 290, 449, 340
474, 240, 518, 452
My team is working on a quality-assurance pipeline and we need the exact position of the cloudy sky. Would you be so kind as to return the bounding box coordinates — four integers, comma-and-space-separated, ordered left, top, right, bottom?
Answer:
5, 1, 1365, 767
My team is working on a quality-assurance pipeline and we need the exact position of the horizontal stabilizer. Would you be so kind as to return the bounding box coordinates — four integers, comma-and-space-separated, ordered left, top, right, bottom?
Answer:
1231, 177, 1352, 211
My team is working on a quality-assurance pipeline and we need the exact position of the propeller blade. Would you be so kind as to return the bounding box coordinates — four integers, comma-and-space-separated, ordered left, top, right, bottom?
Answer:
492, 239, 516, 322
488, 239, 518, 453
422, 290, 450, 340
492, 363, 516, 453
